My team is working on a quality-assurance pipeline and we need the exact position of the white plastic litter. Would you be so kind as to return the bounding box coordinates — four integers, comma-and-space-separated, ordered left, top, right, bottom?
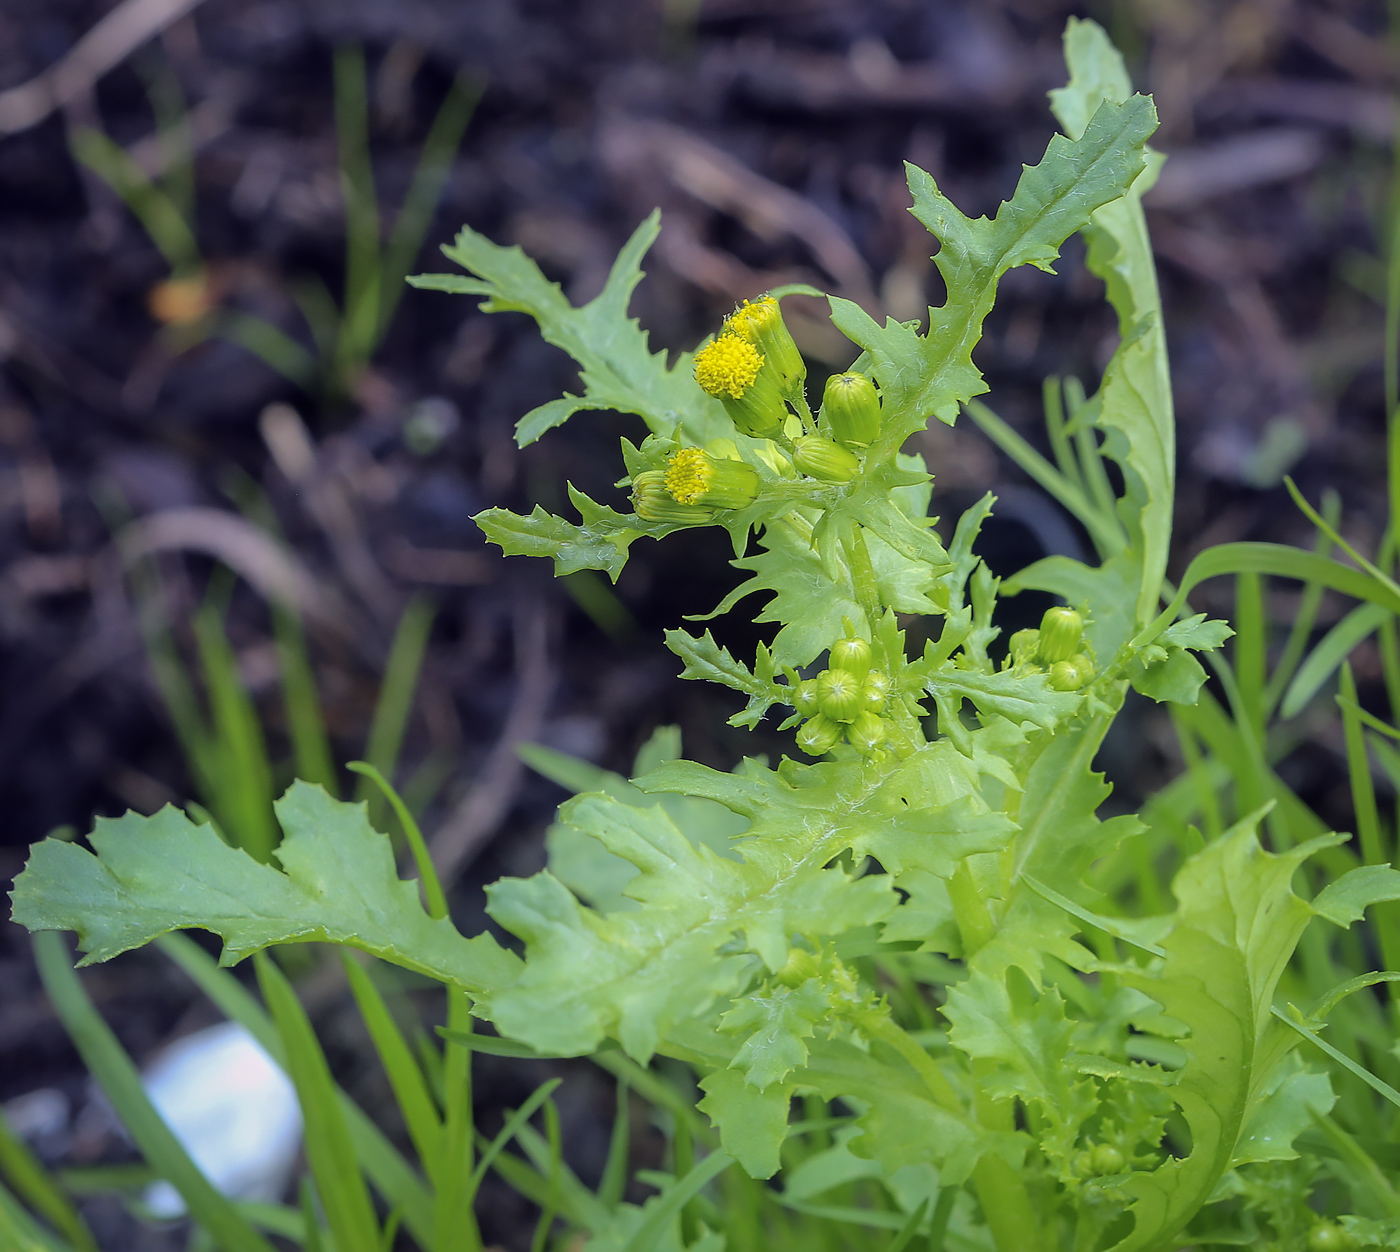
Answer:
139, 1021, 302, 1219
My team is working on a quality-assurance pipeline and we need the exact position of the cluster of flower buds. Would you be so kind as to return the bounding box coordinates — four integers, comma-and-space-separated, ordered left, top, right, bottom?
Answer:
1008, 607, 1095, 691
790, 632, 892, 756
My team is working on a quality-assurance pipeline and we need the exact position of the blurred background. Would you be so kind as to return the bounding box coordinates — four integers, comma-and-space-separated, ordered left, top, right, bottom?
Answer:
0, 0, 1395, 1246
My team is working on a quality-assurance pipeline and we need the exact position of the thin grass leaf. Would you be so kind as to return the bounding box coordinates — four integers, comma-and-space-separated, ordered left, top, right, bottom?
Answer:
1281, 604, 1389, 719
0, 1180, 70, 1252
599, 1078, 631, 1211
356, 596, 435, 825
433, 990, 483, 1252
343, 955, 443, 1176
468, 1079, 562, 1200
962, 399, 1124, 557
70, 127, 201, 272
333, 45, 382, 380
1137, 542, 1400, 650
155, 934, 436, 1248
193, 588, 277, 861
273, 602, 338, 796
528, 1099, 562, 1252
1339, 664, 1385, 867
884, 1198, 930, 1252
0, 1112, 96, 1252
379, 73, 482, 337
32, 932, 275, 1252
619, 1152, 732, 1252
1274, 1006, 1400, 1112
348, 762, 447, 919
217, 311, 319, 388
1261, 492, 1341, 716
1233, 572, 1266, 741
255, 953, 380, 1252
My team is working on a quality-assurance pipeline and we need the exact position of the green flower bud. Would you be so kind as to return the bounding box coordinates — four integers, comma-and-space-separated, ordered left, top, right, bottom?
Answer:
1048, 660, 1084, 692
725, 295, 806, 397
847, 710, 886, 754
693, 335, 787, 438
1009, 628, 1041, 668
631, 471, 712, 526
796, 714, 842, 755
1069, 653, 1095, 686
1037, 607, 1084, 664
1308, 1224, 1356, 1252
663, 447, 760, 510
815, 668, 864, 723
792, 678, 820, 716
821, 372, 882, 448
829, 635, 871, 678
775, 947, 822, 988
862, 669, 891, 711
1089, 1144, 1124, 1175
792, 435, 859, 483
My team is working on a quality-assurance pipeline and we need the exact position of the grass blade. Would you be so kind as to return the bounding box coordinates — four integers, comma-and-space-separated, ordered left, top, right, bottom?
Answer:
255, 953, 380, 1252
32, 932, 275, 1252
193, 586, 277, 861
0, 1112, 96, 1252
356, 596, 435, 826
273, 602, 338, 796
342, 955, 442, 1178
348, 762, 446, 919
379, 73, 481, 337
156, 935, 435, 1248
619, 1152, 732, 1252
1281, 603, 1388, 720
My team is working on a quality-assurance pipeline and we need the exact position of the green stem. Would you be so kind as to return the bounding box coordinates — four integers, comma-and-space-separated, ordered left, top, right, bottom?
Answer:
840, 517, 882, 630
857, 1011, 961, 1112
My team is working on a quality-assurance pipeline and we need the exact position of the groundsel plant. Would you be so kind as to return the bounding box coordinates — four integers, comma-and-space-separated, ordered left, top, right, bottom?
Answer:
13, 22, 1400, 1252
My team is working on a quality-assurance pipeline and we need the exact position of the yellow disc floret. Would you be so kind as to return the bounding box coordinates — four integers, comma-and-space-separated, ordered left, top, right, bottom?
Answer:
665, 447, 712, 504
663, 446, 760, 509
693, 335, 763, 400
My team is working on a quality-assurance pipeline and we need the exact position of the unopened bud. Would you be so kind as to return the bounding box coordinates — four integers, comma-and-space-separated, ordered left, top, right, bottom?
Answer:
792, 678, 820, 716
829, 636, 871, 678
1037, 607, 1083, 664
792, 435, 859, 483
1009, 628, 1041, 668
816, 668, 864, 723
847, 710, 886, 754
631, 471, 712, 526
821, 372, 882, 448
796, 714, 842, 755
862, 670, 891, 711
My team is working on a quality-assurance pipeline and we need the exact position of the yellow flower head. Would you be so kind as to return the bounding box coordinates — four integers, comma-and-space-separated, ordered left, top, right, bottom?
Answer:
725, 296, 781, 341
664, 447, 760, 510
664, 447, 712, 504
693, 335, 763, 400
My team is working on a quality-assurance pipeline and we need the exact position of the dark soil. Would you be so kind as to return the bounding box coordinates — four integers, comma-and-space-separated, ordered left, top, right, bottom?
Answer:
1, 0, 1395, 1248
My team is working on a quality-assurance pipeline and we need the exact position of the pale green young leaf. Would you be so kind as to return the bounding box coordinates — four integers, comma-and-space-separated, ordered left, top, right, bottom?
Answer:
1129, 648, 1209, 705
944, 971, 1098, 1165
1231, 1058, 1335, 1166
1158, 613, 1234, 652
719, 979, 830, 1089
412, 210, 731, 446
1311, 864, 1400, 927
663, 630, 783, 728
482, 782, 896, 1061
696, 1069, 791, 1180
1049, 18, 1174, 627
10, 784, 520, 995
474, 485, 645, 581
1106, 816, 1346, 1252
828, 92, 1155, 442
